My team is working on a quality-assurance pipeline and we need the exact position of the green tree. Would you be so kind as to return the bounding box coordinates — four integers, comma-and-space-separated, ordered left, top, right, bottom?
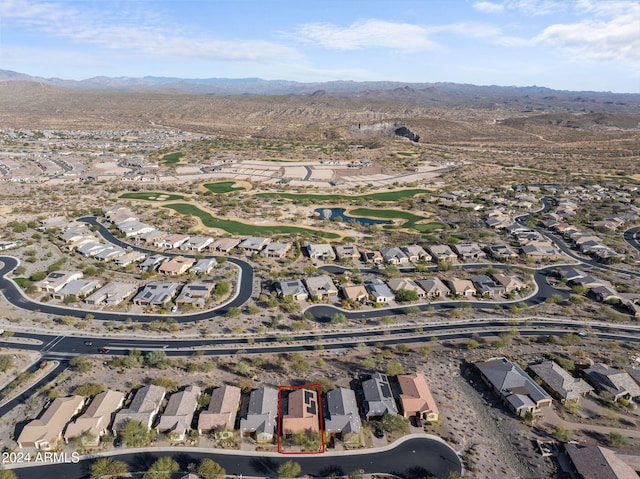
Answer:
381, 413, 410, 434
143, 457, 179, 479
69, 356, 93, 373
467, 339, 479, 350
73, 383, 105, 397
214, 281, 230, 297
90, 457, 128, 479
197, 458, 226, 479
0, 355, 14, 372
150, 377, 181, 392
0, 470, 17, 479
119, 420, 151, 447
609, 432, 630, 448
277, 460, 302, 478
386, 361, 405, 376
145, 350, 170, 369
330, 312, 347, 324
395, 289, 419, 302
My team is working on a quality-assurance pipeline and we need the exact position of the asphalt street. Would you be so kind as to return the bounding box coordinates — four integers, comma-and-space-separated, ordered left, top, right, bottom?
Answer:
9, 436, 461, 479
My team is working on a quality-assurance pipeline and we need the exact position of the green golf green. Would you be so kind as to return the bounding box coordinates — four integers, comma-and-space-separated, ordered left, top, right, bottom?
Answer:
349, 208, 446, 232
119, 192, 185, 201
163, 203, 340, 238
161, 152, 185, 165
203, 182, 248, 193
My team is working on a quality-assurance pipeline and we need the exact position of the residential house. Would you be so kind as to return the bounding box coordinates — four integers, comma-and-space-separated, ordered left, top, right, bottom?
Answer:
113, 385, 166, 433
275, 280, 309, 301
492, 274, 526, 294
379, 247, 409, 265
335, 245, 360, 261
470, 275, 504, 298
189, 258, 217, 275
238, 237, 271, 252
486, 244, 518, 260
36, 271, 83, 293
452, 243, 487, 261
428, 245, 457, 263
39, 216, 68, 229
240, 387, 278, 443
104, 205, 135, 222
156, 234, 190, 250
94, 246, 126, 261
521, 241, 559, 259
365, 279, 395, 304
340, 284, 369, 303
565, 444, 638, 479
52, 279, 100, 300
555, 266, 585, 283
84, 282, 138, 306
158, 256, 195, 276
261, 242, 292, 259
415, 278, 450, 298
115, 220, 155, 238
139, 254, 169, 272
282, 388, 320, 435
114, 251, 146, 268
156, 386, 201, 441
174, 282, 214, 308
360, 249, 384, 265
17, 395, 85, 449
140, 230, 168, 244
180, 236, 213, 252
401, 244, 431, 263
306, 243, 336, 261
132, 282, 180, 306
387, 278, 426, 299
77, 241, 108, 257
591, 285, 620, 303
584, 363, 640, 401
198, 385, 241, 434
304, 275, 338, 300
324, 388, 362, 438
208, 238, 240, 253
528, 360, 593, 403
64, 390, 125, 445
362, 373, 399, 420
397, 373, 440, 422
445, 279, 477, 298
475, 358, 552, 417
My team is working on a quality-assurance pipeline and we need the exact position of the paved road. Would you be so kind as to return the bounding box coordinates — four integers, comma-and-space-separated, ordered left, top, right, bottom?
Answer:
623, 226, 640, 253
0, 318, 638, 358
10, 436, 461, 479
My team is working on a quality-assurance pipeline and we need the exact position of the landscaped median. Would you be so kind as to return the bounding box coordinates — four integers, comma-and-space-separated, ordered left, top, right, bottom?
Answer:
163, 203, 341, 238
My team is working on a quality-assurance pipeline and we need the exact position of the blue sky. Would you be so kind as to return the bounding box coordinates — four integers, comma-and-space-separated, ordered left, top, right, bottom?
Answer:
0, 0, 638, 92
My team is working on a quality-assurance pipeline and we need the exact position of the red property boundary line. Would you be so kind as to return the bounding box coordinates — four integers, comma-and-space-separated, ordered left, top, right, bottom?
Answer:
277, 383, 325, 454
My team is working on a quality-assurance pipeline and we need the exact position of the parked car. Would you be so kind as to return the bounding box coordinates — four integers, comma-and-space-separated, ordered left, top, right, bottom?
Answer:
113, 436, 123, 448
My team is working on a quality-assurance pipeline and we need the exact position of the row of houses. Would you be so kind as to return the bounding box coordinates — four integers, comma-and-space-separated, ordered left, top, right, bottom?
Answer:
35, 271, 215, 308
554, 266, 640, 316
545, 220, 624, 263
17, 372, 438, 450
475, 357, 640, 418
276, 272, 527, 303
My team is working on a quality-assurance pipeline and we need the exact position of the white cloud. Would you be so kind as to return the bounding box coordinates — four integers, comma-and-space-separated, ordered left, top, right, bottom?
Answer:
473, 1, 505, 13
534, 0, 640, 64
294, 19, 439, 51
506, 0, 566, 16
0, 0, 299, 63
